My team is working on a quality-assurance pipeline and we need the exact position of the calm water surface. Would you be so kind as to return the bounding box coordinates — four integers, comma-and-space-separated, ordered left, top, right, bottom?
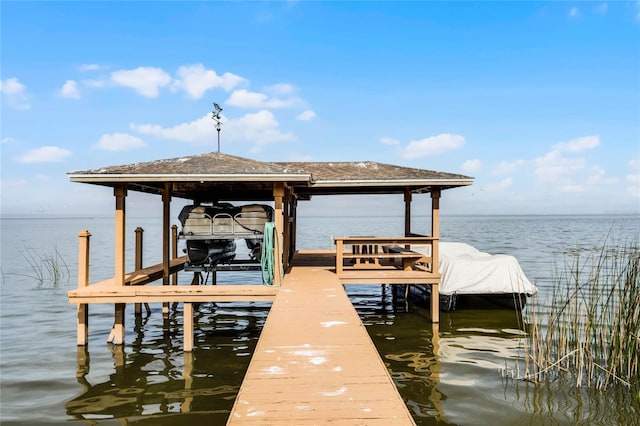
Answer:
1, 214, 638, 425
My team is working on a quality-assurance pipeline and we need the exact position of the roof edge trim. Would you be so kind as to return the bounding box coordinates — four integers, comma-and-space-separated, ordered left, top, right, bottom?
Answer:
68, 173, 312, 183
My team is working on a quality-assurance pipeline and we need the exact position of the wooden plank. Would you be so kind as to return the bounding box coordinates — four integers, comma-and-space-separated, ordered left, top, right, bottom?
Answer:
228, 259, 415, 425
184, 303, 193, 352
334, 236, 437, 244
67, 256, 188, 294
68, 284, 278, 304
340, 253, 425, 260
126, 256, 187, 286
337, 270, 441, 284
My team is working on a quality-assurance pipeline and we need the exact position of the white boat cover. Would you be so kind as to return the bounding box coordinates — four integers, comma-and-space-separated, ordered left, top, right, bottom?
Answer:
413, 242, 537, 296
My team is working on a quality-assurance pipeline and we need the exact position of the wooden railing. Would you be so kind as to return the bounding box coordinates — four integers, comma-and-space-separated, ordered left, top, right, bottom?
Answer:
334, 236, 437, 274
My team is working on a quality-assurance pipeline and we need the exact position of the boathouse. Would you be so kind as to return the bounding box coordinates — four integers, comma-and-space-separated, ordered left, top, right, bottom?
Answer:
67, 152, 472, 424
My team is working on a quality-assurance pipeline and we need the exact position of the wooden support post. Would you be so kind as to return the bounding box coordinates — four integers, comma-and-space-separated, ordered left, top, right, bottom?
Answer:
77, 230, 91, 346
171, 224, 180, 311
273, 183, 284, 285
109, 303, 126, 345
431, 283, 440, 323
114, 185, 127, 286
335, 239, 344, 274
182, 352, 194, 413
290, 196, 298, 259
404, 188, 412, 237
112, 186, 128, 342
184, 303, 194, 352
282, 187, 291, 271
171, 224, 178, 285
430, 188, 441, 323
134, 227, 144, 315
162, 183, 172, 316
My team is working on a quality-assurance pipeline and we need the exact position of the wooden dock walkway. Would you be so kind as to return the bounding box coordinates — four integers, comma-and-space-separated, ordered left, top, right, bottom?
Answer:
228, 250, 415, 425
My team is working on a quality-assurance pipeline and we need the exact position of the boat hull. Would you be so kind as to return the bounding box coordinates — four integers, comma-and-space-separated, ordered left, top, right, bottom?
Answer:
395, 284, 530, 312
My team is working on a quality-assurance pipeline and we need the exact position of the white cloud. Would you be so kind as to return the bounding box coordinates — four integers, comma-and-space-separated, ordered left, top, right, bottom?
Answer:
586, 165, 617, 185
380, 137, 400, 146
627, 173, 640, 198
131, 114, 215, 145
226, 89, 303, 109
14, 146, 71, 163
296, 110, 316, 121
1, 137, 18, 144
552, 135, 599, 152
227, 89, 268, 108
0, 77, 31, 110
569, 7, 580, 18
131, 109, 295, 150
172, 64, 245, 99
111, 66, 171, 97
267, 83, 296, 95
229, 110, 296, 151
60, 80, 81, 99
484, 177, 512, 192
492, 159, 524, 175
534, 149, 585, 184
461, 159, 482, 174
94, 133, 147, 151
78, 64, 102, 72
401, 133, 464, 159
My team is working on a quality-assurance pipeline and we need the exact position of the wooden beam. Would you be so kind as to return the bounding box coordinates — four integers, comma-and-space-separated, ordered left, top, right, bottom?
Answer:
162, 183, 172, 285
273, 183, 285, 285
431, 188, 441, 324
77, 230, 91, 345
162, 183, 172, 316
171, 225, 178, 285
404, 188, 412, 237
68, 284, 278, 304
290, 196, 298, 259
110, 303, 126, 345
184, 303, 194, 352
134, 227, 144, 315
114, 185, 127, 286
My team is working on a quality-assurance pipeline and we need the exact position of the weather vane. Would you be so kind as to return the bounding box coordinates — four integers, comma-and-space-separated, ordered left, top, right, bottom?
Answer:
212, 102, 223, 153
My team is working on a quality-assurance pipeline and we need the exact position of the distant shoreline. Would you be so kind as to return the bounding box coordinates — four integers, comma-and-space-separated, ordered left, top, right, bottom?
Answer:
1, 213, 639, 220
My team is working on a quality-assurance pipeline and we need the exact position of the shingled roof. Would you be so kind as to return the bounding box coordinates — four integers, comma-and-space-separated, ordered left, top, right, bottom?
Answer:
68, 152, 472, 200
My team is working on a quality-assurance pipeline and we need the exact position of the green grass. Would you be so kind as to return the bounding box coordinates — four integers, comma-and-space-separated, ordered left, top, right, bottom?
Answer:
16, 245, 70, 287
520, 238, 639, 391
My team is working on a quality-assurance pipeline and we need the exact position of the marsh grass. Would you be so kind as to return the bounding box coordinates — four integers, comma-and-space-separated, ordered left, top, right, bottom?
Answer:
519, 238, 639, 390
15, 245, 70, 287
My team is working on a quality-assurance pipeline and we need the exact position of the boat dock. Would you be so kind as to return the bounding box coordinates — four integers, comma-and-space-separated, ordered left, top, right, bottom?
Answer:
228, 250, 415, 425
66, 152, 473, 423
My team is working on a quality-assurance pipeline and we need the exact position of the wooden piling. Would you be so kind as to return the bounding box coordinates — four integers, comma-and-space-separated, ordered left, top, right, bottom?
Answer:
134, 227, 144, 315
76, 230, 91, 346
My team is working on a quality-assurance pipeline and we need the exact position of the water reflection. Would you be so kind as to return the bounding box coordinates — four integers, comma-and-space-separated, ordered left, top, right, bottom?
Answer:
65, 303, 269, 424
348, 283, 640, 425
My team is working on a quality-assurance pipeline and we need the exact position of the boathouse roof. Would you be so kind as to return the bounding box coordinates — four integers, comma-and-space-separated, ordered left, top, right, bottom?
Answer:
68, 152, 473, 200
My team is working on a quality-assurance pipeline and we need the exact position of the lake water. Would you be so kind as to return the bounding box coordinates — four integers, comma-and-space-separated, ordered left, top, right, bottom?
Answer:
1, 214, 638, 425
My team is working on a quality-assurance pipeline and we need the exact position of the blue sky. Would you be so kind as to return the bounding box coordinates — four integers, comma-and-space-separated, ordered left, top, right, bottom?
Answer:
1, 1, 639, 216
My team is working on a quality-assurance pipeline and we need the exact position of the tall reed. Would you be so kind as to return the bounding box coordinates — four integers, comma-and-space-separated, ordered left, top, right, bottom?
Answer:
520, 238, 639, 390
16, 245, 70, 287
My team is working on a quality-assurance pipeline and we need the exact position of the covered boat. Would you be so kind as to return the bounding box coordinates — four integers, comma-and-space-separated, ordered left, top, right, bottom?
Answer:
400, 242, 537, 311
